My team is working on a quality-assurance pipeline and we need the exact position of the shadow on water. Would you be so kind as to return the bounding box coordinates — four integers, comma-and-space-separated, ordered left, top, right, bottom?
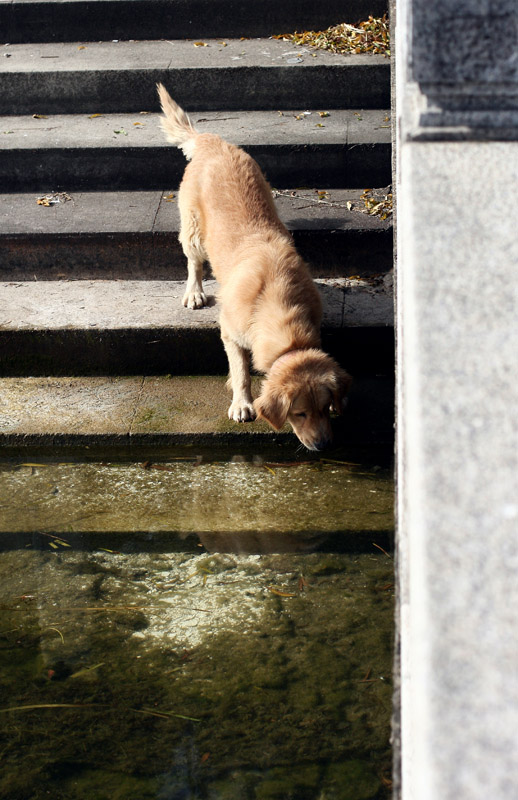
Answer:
0, 447, 394, 799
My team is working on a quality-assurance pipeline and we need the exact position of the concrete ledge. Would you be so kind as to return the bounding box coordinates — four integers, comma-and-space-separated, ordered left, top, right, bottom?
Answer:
0, 109, 392, 191
0, 277, 394, 375
0, 189, 393, 279
1, 0, 388, 44
0, 277, 393, 330
0, 374, 394, 447
0, 326, 395, 378
0, 40, 390, 114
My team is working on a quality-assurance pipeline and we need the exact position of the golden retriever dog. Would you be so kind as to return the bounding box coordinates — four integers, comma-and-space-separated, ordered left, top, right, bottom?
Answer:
157, 84, 351, 450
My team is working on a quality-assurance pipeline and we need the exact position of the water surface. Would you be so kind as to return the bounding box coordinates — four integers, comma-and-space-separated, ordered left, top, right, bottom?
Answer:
0, 449, 394, 799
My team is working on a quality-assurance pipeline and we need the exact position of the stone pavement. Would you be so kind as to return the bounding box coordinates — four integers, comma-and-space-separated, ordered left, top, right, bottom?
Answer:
0, 0, 393, 451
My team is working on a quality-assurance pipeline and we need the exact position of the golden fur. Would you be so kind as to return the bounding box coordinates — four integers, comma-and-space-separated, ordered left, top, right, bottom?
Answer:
157, 84, 351, 450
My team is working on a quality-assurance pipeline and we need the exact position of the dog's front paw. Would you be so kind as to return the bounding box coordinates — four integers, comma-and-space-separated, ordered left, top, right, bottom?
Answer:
228, 400, 256, 423
182, 289, 207, 309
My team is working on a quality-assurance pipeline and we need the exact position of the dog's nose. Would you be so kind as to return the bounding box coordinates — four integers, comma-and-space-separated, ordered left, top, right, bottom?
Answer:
308, 435, 332, 451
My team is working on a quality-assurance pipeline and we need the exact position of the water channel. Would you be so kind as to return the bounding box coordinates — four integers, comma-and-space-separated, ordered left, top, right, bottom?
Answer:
0, 446, 394, 799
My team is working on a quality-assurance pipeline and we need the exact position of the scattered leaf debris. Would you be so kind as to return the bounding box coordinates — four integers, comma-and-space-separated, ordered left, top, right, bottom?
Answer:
32, 114, 48, 119
36, 192, 73, 207
361, 188, 393, 220
271, 186, 393, 220
273, 14, 390, 57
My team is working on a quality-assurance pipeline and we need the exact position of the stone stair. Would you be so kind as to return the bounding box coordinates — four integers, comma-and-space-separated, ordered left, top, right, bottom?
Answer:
0, 0, 388, 43
0, 0, 393, 451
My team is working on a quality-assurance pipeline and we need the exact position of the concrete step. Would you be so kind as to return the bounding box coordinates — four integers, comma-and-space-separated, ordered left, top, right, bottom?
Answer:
0, 189, 393, 279
0, 109, 391, 191
0, 40, 390, 115
0, 374, 394, 450
1, 0, 388, 43
0, 278, 394, 376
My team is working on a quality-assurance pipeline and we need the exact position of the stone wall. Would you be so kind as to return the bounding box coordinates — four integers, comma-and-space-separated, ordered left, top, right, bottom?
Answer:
396, 2, 518, 798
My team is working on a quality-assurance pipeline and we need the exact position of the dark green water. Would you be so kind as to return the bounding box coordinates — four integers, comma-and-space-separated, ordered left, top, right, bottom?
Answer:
0, 448, 394, 800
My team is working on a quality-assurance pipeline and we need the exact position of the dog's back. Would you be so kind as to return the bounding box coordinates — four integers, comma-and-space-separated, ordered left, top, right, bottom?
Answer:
157, 84, 289, 281
185, 135, 289, 277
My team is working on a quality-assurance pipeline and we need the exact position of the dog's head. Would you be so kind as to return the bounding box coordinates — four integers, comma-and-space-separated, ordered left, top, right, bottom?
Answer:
254, 349, 352, 451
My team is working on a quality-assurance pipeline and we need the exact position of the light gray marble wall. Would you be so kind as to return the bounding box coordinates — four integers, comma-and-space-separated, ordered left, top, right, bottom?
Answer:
395, 1, 518, 798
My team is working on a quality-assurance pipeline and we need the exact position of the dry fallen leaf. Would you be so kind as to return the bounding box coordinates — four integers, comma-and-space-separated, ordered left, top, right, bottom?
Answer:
88, 114, 102, 119
194, 41, 208, 47
36, 192, 72, 207
32, 114, 48, 119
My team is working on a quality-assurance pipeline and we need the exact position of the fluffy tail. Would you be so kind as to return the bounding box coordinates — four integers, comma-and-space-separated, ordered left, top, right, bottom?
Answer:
157, 83, 198, 160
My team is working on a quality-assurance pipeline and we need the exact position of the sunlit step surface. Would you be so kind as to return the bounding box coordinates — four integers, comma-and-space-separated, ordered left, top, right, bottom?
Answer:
0, 375, 395, 448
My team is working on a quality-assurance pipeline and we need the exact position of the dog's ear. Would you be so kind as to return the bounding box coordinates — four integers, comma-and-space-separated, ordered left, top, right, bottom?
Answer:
329, 368, 352, 414
254, 384, 291, 431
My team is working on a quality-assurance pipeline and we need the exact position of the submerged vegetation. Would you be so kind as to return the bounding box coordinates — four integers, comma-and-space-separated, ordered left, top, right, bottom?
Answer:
0, 551, 393, 799
0, 455, 394, 798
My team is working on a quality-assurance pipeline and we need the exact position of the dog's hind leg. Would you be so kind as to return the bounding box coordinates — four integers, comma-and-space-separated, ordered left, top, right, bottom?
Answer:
178, 210, 207, 309
220, 322, 256, 422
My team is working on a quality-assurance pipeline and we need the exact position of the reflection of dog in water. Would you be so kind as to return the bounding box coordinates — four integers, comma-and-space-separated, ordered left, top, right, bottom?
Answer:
157, 84, 351, 450
194, 531, 328, 555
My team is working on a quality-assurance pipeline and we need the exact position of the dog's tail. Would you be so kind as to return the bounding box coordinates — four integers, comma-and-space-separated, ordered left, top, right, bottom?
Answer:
157, 83, 198, 160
